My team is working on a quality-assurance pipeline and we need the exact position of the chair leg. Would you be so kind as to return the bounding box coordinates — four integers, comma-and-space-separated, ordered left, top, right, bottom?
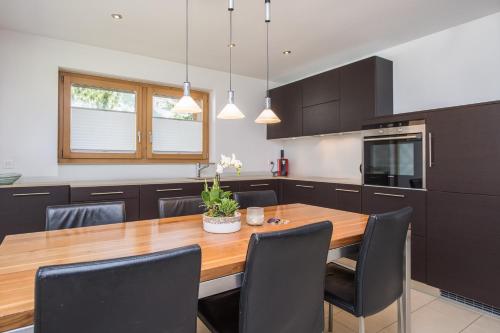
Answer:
397, 297, 404, 333
358, 316, 365, 333
328, 303, 333, 332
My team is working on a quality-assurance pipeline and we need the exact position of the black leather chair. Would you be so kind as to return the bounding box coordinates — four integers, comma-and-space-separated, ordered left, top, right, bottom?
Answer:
46, 201, 126, 231
325, 207, 413, 333
34, 245, 201, 333
232, 190, 278, 209
158, 196, 205, 218
198, 221, 333, 333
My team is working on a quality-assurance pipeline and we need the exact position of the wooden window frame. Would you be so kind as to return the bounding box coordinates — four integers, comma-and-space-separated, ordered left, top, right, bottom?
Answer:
58, 71, 209, 164
146, 86, 209, 161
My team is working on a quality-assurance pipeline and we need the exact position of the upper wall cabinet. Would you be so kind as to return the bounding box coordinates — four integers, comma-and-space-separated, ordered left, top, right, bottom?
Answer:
302, 69, 340, 107
339, 56, 393, 132
267, 56, 393, 139
267, 82, 302, 139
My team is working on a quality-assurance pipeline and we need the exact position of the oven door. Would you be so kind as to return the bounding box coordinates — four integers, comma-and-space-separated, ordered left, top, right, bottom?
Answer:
363, 133, 424, 189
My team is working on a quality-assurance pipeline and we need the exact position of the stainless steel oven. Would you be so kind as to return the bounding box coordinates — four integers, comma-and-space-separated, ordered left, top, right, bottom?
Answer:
362, 120, 426, 189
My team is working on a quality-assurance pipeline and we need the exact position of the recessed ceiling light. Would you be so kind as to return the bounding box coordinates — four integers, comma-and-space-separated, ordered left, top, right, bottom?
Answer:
282, 50, 292, 55
111, 14, 123, 20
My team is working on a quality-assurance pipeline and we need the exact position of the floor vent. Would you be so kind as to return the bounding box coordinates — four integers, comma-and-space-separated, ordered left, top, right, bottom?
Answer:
440, 290, 500, 317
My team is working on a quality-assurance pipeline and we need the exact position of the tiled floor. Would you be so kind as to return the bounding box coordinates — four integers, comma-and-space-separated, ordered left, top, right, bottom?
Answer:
196, 289, 500, 332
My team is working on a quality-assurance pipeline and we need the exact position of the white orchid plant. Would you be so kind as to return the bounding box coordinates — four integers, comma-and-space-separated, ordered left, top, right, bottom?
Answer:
201, 154, 243, 217
216, 154, 243, 180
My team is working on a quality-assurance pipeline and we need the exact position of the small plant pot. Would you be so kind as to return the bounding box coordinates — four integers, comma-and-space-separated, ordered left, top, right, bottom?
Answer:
203, 212, 241, 234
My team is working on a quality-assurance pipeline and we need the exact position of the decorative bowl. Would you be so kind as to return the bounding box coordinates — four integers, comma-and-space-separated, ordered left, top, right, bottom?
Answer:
0, 173, 22, 185
203, 212, 241, 234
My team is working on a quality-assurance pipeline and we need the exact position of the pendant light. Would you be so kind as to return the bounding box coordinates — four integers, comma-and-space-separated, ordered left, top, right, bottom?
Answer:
172, 0, 202, 114
217, 0, 245, 120
255, 0, 281, 124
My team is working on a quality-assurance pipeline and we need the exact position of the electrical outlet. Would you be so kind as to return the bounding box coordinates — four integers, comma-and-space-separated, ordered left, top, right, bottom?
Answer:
3, 160, 14, 169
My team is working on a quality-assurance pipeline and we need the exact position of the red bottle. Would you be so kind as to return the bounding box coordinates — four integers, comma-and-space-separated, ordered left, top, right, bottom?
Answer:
278, 149, 289, 176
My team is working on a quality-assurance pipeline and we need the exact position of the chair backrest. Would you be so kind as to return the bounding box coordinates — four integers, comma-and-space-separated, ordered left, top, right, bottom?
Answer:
233, 190, 278, 209
355, 207, 413, 317
239, 221, 333, 333
158, 196, 205, 218
46, 201, 126, 231
34, 245, 201, 333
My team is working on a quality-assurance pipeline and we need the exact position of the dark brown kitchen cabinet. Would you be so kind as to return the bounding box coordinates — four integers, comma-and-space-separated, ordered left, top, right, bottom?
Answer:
427, 191, 500, 308
140, 182, 204, 219
362, 186, 427, 282
333, 184, 362, 213
340, 56, 393, 132
215, 181, 239, 193
303, 101, 340, 136
302, 69, 340, 107
362, 186, 426, 237
426, 101, 500, 196
281, 180, 334, 208
238, 180, 279, 195
0, 186, 69, 243
71, 185, 140, 222
411, 235, 427, 282
266, 82, 302, 139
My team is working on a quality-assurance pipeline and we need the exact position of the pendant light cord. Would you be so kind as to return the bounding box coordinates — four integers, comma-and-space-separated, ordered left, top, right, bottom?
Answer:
229, 9, 233, 91
185, 0, 189, 82
266, 22, 269, 97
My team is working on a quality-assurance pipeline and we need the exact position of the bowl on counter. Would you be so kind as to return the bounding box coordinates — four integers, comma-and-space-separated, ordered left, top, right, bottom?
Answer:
0, 173, 22, 185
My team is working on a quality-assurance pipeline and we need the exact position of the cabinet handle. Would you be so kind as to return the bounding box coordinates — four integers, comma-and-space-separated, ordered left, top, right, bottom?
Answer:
428, 132, 433, 168
12, 192, 51, 197
336, 188, 360, 193
374, 192, 405, 198
90, 191, 124, 196
296, 184, 314, 189
156, 188, 183, 192
137, 131, 141, 143
249, 183, 270, 187
220, 186, 231, 189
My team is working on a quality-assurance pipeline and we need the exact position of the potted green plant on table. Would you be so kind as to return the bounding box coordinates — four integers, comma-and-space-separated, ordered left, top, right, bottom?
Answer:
201, 154, 243, 234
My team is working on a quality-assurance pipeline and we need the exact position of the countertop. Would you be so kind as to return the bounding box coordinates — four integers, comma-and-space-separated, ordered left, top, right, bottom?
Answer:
0, 174, 362, 189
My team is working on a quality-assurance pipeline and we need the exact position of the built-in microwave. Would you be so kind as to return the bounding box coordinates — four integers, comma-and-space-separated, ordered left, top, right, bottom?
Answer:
362, 120, 426, 189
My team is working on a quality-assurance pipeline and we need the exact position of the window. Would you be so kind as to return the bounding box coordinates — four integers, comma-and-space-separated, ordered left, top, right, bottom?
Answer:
59, 72, 209, 163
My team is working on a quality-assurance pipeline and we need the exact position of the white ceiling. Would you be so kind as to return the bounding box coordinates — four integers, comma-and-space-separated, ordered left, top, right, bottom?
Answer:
1, 0, 499, 83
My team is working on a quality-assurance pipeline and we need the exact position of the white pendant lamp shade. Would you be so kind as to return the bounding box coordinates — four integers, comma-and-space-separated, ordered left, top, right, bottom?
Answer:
173, 82, 202, 113
217, 0, 245, 120
255, 0, 281, 124
217, 90, 245, 119
173, 0, 201, 114
255, 97, 280, 124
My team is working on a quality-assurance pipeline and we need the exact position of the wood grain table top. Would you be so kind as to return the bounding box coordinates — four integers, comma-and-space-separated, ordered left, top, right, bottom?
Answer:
0, 203, 369, 332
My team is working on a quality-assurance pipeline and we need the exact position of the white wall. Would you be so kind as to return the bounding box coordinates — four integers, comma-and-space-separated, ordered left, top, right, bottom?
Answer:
282, 12, 500, 179
0, 29, 281, 180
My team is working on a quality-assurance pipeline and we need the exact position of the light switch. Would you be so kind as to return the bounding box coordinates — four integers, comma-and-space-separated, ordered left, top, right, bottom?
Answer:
3, 160, 14, 169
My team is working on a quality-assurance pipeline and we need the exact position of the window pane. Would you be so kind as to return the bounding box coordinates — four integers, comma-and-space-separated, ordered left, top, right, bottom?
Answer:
152, 95, 203, 154
70, 85, 137, 153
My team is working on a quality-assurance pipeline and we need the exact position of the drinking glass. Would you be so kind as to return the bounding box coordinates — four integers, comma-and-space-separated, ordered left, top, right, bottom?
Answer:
246, 207, 264, 226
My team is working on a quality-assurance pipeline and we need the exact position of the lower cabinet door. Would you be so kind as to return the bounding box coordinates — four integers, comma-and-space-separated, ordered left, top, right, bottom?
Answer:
140, 183, 204, 220
71, 186, 140, 221
0, 186, 69, 242
281, 180, 334, 208
427, 191, 500, 308
333, 185, 362, 213
238, 180, 279, 194
411, 235, 427, 283
362, 186, 427, 237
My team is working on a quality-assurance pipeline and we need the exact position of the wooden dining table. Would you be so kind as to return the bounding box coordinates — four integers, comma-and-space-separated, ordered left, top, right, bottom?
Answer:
0, 203, 412, 333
